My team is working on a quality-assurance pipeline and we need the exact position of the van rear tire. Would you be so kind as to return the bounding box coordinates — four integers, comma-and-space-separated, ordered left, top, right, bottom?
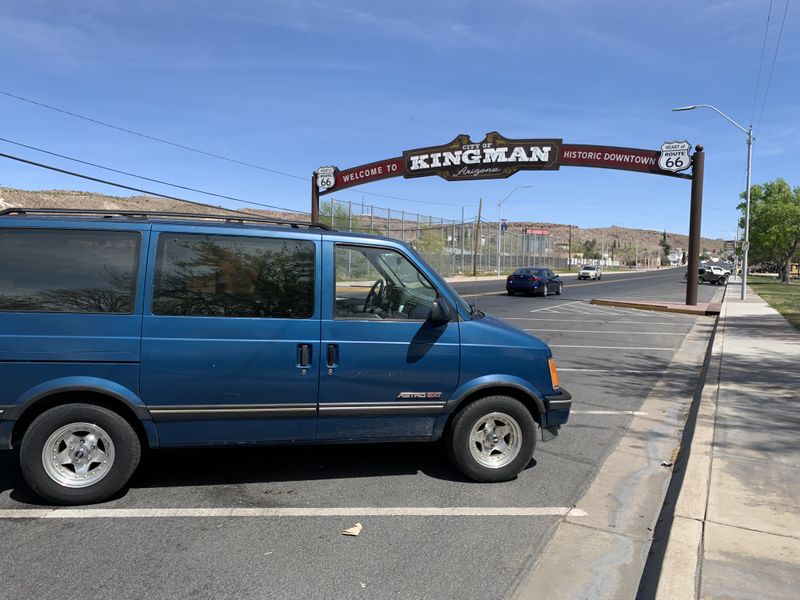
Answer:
446, 396, 536, 482
20, 403, 141, 505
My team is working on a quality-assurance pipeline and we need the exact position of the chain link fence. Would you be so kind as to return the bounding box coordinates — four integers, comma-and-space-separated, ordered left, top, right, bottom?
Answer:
320, 198, 566, 277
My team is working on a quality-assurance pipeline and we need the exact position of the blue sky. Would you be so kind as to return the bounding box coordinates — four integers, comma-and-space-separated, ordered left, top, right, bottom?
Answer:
1, 0, 797, 238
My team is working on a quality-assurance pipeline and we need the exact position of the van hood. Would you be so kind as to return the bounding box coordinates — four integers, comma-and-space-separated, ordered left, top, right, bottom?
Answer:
463, 312, 551, 354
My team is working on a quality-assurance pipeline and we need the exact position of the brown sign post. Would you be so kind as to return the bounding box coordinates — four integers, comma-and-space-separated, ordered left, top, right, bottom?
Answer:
313, 132, 703, 305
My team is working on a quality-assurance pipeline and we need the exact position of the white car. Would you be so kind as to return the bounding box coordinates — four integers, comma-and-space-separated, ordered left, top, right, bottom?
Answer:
578, 265, 602, 280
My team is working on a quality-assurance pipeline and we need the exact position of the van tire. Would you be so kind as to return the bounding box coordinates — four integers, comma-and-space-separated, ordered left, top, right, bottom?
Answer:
446, 396, 536, 483
19, 403, 141, 505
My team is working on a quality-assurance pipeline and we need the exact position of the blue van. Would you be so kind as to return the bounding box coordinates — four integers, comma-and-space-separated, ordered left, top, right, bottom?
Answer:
0, 208, 571, 504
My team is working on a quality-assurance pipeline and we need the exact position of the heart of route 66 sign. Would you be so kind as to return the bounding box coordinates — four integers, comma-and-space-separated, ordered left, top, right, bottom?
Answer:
658, 141, 692, 173
316, 166, 337, 190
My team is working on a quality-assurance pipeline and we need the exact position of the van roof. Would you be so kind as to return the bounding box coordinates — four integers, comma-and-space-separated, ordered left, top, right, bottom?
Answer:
0, 207, 410, 245
0, 207, 329, 230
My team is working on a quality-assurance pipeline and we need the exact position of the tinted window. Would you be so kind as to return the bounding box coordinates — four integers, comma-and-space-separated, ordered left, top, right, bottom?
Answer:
513, 268, 543, 276
152, 233, 315, 318
582, 266, 595, 270
0, 229, 140, 314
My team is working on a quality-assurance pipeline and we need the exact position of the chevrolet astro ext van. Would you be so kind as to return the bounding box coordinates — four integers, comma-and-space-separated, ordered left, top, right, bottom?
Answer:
0, 208, 572, 504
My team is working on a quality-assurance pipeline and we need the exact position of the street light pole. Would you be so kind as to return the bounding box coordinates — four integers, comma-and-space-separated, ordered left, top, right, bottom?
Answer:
743, 124, 753, 299
673, 104, 754, 299
496, 185, 532, 275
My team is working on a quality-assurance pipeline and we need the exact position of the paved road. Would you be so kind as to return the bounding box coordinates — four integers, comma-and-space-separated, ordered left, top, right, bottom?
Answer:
0, 269, 720, 600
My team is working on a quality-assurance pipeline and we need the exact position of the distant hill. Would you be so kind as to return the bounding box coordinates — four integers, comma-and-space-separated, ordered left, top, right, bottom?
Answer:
0, 187, 302, 221
508, 221, 724, 256
0, 187, 724, 257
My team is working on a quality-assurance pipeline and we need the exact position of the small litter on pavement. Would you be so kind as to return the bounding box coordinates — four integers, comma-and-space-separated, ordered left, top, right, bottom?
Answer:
660, 460, 673, 467
342, 522, 363, 536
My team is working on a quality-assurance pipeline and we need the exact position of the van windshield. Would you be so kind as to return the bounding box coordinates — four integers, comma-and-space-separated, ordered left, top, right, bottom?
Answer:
406, 245, 473, 317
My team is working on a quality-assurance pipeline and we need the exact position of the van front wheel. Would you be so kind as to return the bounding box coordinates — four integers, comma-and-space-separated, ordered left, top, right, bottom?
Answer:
20, 403, 141, 505
446, 396, 536, 482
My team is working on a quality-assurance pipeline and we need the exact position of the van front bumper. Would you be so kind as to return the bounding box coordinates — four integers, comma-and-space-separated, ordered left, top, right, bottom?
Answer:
543, 387, 572, 426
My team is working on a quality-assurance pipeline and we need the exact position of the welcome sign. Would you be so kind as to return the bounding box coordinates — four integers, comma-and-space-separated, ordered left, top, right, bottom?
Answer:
317, 133, 691, 195
402, 132, 562, 181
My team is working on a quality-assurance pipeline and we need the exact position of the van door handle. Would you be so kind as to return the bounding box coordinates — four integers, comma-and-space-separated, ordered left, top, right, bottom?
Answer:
326, 344, 339, 367
297, 344, 312, 367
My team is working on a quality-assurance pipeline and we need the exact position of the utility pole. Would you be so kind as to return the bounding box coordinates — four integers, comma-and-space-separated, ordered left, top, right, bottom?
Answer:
472, 198, 483, 277
567, 225, 573, 271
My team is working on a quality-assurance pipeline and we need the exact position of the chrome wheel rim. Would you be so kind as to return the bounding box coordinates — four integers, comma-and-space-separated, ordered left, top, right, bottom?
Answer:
469, 412, 522, 469
41, 422, 115, 488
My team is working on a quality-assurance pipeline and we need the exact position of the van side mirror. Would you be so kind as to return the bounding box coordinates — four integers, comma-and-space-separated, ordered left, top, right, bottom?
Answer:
429, 298, 452, 323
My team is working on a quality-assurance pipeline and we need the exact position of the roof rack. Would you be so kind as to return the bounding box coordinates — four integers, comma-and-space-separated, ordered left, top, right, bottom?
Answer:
0, 207, 331, 230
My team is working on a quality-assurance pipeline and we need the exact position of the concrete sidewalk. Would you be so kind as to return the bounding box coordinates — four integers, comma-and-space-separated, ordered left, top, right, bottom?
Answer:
655, 281, 800, 599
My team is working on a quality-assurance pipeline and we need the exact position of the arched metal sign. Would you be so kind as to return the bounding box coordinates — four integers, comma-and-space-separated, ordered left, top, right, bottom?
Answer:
313, 132, 704, 305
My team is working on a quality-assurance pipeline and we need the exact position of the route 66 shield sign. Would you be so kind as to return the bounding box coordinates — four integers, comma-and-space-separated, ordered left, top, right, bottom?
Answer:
316, 166, 337, 190
658, 141, 692, 173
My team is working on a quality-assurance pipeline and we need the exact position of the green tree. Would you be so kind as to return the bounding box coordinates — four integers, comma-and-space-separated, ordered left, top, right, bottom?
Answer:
580, 238, 601, 260
738, 178, 800, 283
414, 227, 446, 254
319, 200, 350, 229
659, 230, 671, 266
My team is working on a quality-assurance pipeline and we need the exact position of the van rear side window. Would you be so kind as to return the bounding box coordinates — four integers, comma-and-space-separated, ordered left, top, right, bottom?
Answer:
0, 229, 140, 314
152, 233, 315, 318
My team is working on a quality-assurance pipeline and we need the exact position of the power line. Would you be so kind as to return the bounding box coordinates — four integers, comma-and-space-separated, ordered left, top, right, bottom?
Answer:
750, 0, 774, 125
756, 0, 791, 135
0, 150, 282, 216
0, 137, 303, 213
0, 90, 474, 208
0, 90, 307, 182
0, 148, 467, 228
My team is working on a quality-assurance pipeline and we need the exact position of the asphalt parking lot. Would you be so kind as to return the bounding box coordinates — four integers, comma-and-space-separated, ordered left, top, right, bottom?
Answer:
0, 268, 720, 600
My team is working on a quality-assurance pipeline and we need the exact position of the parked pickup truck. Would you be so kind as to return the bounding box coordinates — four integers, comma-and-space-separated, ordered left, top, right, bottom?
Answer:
698, 265, 729, 285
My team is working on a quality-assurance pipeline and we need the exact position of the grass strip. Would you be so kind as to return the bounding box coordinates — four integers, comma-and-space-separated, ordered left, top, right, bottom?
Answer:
748, 276, 800, 330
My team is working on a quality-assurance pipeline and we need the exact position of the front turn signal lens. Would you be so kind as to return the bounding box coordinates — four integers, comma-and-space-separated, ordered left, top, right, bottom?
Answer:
548, 357, 560, 390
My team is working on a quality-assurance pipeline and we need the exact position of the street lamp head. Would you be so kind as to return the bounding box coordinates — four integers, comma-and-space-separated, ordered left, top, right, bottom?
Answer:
672, 105, 698, 111
498, 184, 533, 206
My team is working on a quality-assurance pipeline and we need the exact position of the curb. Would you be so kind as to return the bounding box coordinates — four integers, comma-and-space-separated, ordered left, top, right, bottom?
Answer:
590, 299, 720, 316
637, 287, 727, 598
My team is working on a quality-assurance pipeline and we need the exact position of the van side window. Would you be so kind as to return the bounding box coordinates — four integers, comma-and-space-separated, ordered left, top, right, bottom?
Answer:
0, 229, 140, 314
334, 245, 437, 320
152, 233, 315, 318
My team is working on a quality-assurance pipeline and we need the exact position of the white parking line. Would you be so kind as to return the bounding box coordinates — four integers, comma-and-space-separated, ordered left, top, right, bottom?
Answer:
525, 329, 685, 336
551, 307, 599, 315
504, 317, 689, 326
529, 301, 584, 313
559, 368, 665, 374
550, 345, 677, 351
571, 410, 648, 416
0, 506, 588, 519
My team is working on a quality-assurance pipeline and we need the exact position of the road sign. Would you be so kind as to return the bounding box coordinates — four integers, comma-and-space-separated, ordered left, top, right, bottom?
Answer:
316, 166, 336, 190
658, 141, 692, 173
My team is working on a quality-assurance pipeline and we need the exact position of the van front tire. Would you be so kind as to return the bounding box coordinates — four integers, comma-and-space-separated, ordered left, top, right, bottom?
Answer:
446, 396, 536, 482
19, 403, 141, 505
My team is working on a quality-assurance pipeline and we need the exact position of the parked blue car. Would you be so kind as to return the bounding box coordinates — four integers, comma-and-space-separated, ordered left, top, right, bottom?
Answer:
506, 267, 563, 296
0, 208, 571, 504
